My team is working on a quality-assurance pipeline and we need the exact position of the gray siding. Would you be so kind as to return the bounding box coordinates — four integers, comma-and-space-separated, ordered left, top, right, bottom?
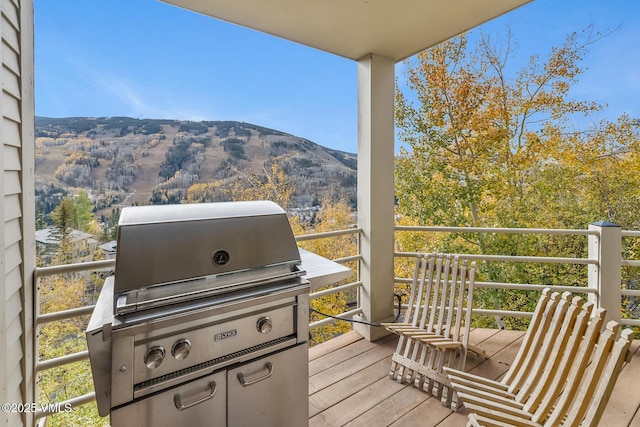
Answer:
1, 0, 35, 425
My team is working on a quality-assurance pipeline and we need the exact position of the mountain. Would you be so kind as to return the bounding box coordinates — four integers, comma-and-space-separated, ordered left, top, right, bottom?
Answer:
35, 116, 357, 216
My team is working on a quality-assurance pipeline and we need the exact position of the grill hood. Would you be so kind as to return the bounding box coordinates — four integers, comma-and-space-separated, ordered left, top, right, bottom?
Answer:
113, 201, 303, 315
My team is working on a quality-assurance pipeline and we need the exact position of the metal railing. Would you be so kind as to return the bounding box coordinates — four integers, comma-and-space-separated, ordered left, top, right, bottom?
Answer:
295, 227, 364, 329
394, 226, 596, 323
394, 224, 640, 327
33, 259, 115, 419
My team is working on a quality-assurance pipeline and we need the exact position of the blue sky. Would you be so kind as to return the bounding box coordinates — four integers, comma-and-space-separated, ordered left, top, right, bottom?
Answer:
35, 0, 639, 153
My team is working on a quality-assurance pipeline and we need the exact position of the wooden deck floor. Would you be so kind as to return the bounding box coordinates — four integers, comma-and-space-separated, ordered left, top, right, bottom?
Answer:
308, 328, 640, 426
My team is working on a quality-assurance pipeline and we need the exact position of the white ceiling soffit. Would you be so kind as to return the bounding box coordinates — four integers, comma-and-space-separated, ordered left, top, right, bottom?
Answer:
161, 0, 533, 62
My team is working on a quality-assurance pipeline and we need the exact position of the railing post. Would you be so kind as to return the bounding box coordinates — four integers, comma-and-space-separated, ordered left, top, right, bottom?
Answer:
588, 221, 622, 324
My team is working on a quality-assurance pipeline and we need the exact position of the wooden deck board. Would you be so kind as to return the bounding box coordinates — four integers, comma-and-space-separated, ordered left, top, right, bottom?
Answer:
309, 330, 365, 361
466, 330, 524, 381
309, 334, 395, 376
309, 376, 407, 426
309, 335, 397, 394
388, 396, 462, 427
343, 386, 431, 427
309, 328, 640, 426
310, 357, 393, 417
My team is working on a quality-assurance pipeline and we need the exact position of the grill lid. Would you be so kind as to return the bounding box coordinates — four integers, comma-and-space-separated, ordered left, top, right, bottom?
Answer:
113, 201, 303, 315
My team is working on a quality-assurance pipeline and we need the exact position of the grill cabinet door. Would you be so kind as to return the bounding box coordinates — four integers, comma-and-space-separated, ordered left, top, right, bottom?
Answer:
110, 370, 226, 426
227, 344, 308, 427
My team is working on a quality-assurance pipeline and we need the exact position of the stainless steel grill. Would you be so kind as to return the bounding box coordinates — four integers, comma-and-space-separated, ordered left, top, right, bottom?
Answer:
86, 201, 310, 427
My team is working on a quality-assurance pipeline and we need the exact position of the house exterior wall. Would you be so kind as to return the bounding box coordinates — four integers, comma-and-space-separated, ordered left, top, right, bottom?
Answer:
1, 0, 35, 426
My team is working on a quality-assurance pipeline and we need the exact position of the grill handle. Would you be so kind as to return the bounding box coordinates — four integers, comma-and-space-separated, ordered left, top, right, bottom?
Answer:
237, 362, 273, 387
173, 382, 217, 411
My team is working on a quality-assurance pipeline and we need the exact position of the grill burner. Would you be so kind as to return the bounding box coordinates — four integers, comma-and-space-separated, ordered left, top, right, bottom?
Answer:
87, 201, 310, 426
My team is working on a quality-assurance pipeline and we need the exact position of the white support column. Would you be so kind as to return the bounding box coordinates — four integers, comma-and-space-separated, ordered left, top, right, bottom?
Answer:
588, 221, 622, 324
353, 53, 395, 341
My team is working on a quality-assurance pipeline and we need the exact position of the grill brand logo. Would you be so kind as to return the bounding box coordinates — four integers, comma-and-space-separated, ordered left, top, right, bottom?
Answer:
211, 250, 230, 266
214, 329, 237, 341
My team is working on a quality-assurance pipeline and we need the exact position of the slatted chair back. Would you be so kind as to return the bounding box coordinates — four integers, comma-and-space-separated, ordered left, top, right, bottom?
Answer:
502, 288, 559, 391
382, 253, 476, 407
447, 293, 597, 416
403, 253, 434, 332
466, 320, 634, 427
508, 291, 573, 395
522, 300, 596, 414
443, 288, 555, 397
420, 254, 474, 346
396, 255, 433, 385
527, 304, 603, 418
457, 301, 604, 423
414, 255, 475, 406
545, 321, 634, 427
516, 295, 585, 401
579, 327, 634, 425
384, 253, 431, 382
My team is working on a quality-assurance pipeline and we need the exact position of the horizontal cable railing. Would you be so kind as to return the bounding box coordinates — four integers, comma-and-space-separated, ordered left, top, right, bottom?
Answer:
33, 259, 115, 419
621, 230, 640, 326
295, 227, 363, 241
620, 232, 640, 305
394, 225, 599, 235
309, 307, 364, 329
34, 258, 115, 278
394, 225, 640, 326
396, 251, 597, 265
296, 227, 363, 330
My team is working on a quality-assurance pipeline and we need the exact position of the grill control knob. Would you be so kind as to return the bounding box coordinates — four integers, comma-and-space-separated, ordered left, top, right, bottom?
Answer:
172, 339, 191, 361
144, 346, 165, 369
256, 316, 273, 334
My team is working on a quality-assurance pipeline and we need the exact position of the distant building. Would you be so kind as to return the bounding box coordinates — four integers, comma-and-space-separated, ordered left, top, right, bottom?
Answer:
99, 240, 118, 260
35, 226, 98, 264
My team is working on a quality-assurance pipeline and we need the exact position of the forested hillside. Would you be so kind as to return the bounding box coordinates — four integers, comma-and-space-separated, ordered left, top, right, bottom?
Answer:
35, 116, 356, 220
